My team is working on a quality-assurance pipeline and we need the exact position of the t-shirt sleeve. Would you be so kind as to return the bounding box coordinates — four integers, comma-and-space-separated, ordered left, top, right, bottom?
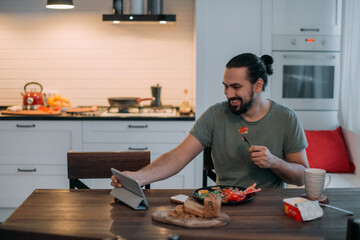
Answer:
189, 107, 215, 148
284, 111, 308, 154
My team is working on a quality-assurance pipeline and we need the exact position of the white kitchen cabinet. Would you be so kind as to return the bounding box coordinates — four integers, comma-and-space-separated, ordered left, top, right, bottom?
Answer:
82, 120, 196, 189
0, 121, 82, 165
0, 165, 68, 207
0, 120, 82, 222
272, 0, 342, 35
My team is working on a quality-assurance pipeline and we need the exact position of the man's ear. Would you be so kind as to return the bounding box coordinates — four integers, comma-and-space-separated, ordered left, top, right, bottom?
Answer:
254, 78, 264, 93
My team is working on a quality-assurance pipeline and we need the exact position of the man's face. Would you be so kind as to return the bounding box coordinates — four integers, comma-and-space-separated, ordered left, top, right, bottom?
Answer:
223, 67, 255, 114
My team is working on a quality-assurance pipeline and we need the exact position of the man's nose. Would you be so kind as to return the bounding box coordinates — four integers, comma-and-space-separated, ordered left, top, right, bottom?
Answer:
225, 88, 235, 99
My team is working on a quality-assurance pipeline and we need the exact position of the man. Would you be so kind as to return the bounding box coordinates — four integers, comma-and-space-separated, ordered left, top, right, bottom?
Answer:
111, 53, 308, 189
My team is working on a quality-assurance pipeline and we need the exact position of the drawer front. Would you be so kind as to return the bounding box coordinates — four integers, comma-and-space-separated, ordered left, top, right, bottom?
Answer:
0, 164, 67, 175
83, 143, 177, 155
82, 144, 196, 189
0, 121, 82, 164
0, 165, 68, 208
83, 121, 193, 143
151, 174, 187, 189
81, 120, 196, 189
151, 153, 196, 189
83, 121, 194, 132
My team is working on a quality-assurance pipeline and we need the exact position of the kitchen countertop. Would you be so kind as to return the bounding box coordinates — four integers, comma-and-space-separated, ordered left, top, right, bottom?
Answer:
0, 114, 195, 121
0, 106, 195, 121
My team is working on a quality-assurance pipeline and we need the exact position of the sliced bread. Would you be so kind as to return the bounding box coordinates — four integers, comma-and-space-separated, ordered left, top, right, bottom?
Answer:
169, 205, 196, 219
170, 194, 189, 204
183, 199, 204, 218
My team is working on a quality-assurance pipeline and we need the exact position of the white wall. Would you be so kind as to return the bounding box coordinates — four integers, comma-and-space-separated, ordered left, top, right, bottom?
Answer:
195, 0, 272, 117
0, 0, 195, 108
194, 0, 273, 187
296, 111, 339, 130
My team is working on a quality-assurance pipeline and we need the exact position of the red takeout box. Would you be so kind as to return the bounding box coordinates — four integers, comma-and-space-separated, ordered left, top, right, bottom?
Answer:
283, 197, 309, 221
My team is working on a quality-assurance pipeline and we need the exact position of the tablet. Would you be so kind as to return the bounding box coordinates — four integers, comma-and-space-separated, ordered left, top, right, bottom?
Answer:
110, 168, 149, 210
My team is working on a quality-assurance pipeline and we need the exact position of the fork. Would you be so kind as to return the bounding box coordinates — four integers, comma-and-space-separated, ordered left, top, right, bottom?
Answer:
239, 127, 251, 147
241, 134, 252, 147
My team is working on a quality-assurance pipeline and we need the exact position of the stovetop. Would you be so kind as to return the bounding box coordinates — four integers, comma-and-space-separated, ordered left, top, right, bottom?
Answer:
101, 106, 178, 117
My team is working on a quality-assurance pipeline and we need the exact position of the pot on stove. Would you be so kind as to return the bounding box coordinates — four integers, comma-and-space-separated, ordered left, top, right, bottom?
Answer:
21, 82, 44, 109
107, 97, 153, 111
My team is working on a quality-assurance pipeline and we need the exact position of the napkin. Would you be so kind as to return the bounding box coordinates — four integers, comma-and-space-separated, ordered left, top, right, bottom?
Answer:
296, 200, 323, 221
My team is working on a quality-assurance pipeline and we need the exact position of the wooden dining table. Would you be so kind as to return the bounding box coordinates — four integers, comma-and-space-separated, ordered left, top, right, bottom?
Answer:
0, 188, 359, 240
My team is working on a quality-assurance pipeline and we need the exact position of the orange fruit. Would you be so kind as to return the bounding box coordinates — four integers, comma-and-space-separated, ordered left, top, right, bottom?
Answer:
53, 94, 62, 101
47, 96, 55, 107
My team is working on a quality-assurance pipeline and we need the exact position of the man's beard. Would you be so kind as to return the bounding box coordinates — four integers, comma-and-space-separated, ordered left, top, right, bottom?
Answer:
228, 92, 255, 115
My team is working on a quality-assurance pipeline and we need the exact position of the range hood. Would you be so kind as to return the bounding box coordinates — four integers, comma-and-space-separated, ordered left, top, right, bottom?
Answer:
103, 0, 176, 24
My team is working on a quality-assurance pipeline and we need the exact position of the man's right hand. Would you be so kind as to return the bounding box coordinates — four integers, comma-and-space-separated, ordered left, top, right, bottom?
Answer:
110, 171, 139, 188
110, 174, 122, 188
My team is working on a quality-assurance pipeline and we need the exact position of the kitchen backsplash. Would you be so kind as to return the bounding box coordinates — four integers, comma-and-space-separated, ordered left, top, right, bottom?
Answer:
0, 0, 195, 109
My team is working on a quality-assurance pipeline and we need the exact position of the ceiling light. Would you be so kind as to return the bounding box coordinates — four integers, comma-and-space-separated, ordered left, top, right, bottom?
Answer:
46, 0, 74, 9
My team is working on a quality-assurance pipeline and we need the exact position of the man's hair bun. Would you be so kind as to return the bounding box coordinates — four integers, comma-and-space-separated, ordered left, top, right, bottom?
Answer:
260, 55, 274, 76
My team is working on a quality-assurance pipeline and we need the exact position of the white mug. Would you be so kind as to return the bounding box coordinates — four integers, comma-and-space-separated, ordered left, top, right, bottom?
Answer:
305, 168, 332, 200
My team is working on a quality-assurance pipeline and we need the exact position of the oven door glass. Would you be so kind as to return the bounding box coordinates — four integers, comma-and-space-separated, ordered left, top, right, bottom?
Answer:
271, 51, 340, 111
283, 65, 334, 98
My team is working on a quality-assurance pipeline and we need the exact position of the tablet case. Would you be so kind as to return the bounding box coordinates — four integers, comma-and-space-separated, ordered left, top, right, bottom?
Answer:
110, 168, 149, 210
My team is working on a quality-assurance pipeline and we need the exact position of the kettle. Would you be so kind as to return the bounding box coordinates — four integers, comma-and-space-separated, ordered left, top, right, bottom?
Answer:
21, 82, 44, 109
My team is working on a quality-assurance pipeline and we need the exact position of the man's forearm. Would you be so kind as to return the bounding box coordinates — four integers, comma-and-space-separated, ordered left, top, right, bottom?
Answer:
249, 146, 308, 186
271, 157, 307, 186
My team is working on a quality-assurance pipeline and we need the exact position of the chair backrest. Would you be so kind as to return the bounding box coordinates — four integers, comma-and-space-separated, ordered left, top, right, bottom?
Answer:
67, 151, 150, 189
347, 217, 360, 240
202, 147, 216, 187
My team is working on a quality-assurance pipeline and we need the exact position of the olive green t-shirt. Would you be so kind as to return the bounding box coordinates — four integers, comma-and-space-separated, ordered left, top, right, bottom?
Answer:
190, 100, 308, 188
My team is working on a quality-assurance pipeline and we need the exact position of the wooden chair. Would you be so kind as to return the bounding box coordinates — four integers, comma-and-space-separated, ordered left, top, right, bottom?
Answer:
347, 217, 360, 240
67, 151, 150, 189
202, 147, 216, 187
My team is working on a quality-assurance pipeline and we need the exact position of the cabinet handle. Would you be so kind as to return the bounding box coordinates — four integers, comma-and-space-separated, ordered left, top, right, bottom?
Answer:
283, 54, 336, 60
17, 168, 37, 172
128, 147, 148, 151
16, 124, 36, 128
128, 124, 148, 128
300, 28, 319, 32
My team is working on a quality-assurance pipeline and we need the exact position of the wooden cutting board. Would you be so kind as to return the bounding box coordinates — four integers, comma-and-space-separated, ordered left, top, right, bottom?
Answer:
152, 209, 229, 228
1, 110, 61, 116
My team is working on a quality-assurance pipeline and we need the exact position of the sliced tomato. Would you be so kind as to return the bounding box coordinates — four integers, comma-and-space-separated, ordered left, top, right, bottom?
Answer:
239, 127, 249, 134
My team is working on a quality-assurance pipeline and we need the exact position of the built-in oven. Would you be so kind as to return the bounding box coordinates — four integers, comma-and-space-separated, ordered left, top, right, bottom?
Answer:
271, 35, 341, 110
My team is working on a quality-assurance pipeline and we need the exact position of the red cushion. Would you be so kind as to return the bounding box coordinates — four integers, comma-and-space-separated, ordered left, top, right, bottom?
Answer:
305, 127, 355, 173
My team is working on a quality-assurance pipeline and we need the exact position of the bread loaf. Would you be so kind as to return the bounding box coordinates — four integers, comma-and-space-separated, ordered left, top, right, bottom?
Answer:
204, 194, 221, 218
